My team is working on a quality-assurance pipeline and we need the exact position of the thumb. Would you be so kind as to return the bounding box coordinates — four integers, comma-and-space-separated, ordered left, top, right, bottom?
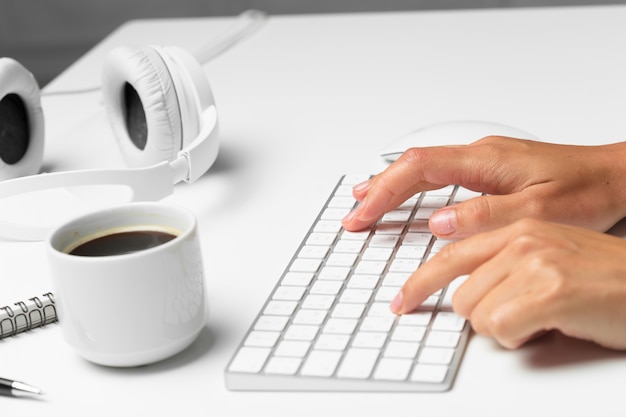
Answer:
429, 193, 533, 238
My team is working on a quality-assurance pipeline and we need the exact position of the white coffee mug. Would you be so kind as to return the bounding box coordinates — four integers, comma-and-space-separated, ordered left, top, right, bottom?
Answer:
46, 202, 206, 367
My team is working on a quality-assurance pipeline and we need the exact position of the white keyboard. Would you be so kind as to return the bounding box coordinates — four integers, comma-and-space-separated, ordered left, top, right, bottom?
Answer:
225, 175, 477, 392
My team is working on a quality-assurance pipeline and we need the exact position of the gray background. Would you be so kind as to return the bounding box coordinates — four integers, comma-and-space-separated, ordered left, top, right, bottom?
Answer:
2, 0, 626, 86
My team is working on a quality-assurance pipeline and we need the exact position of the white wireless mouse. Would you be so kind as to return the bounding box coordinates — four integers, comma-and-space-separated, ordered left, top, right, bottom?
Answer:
380, 120, 538, 162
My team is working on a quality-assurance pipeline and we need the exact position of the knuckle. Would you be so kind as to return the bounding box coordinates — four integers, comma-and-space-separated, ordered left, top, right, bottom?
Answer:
484, 312, 511, 341
459, 196, 495, 227
469, 307, 518, 349
472, 135, 506, 145
400, 147, 430, 165
451, 290, 471, 318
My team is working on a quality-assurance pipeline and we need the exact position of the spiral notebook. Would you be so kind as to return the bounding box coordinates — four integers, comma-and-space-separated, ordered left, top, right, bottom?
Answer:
0, 293, 57, 340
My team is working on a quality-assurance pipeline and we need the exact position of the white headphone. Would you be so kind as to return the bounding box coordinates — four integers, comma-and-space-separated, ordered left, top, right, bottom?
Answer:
0, 46, 219, 241
0, 10, 266, 241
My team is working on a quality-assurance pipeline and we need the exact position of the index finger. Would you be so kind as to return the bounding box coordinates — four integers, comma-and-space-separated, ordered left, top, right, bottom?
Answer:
391, 224, 512, 315
342, 144, 490, 232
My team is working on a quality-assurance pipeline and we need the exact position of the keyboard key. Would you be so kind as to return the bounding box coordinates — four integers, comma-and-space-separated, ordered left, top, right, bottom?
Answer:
389, 258, 421, 273
403, 232, 433, 246
397, 197, 419, 211
328, 196, 357, 209
347, 274, 380, 289
306, 232, 336, 246
426, 185, 456, 196
254, 315, 289, 331
354, 260, 387, 275
382, 272, 410, 287
228, 347, 271, 373
297, 245, 329, 259
340, 289, 373, 304
226, 176, 471, 392
300, 350, 342, 377
323, 318, 358, 334
293, 309, 327, 325
369, 234, 400, 247
272, 286, 306, 301
263, 300, 297, 316
341, 230, 371, 240
425, 330, 462, 348
420, 196, 450, 208
334, 239, 366, 253
384, 341, 419, 359
375, 286, 400, 302
352, 331, 387, 349
310, 280, 343, 295
337, 348, 379, 379
408, 220, 430, 232
315, 334, 350, 351
374, 357, 412, 381
375, 223, 406, 235
362, 247, 394, 261
281, 272, 315, 286
275, 340, 311, 357
289, 258, 321, 273
419, 347, 455, 365
331, 303, 365, 319
392, 325, 426, 343
244, 331, 280, 347
382, 210, 413, 222
284, 324, 319, 341
411, 364, 448, 383
335, 184, 356, 196
359, 316, 394, 332
301, 294, 334, 310
265, 357, 302, 375
326, 253, 358, 267
432, 312, 466, 332
321, 207, 351, 220
398, 311, 432, 326
367, 302, 396, 318
314, 220, 342, 233
318, 266, 350, 281
395, 245, 427, 259
415, 207, 438, 219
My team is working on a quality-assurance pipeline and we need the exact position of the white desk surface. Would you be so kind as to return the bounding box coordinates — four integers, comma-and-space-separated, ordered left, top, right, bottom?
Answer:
3, 6, 626, 416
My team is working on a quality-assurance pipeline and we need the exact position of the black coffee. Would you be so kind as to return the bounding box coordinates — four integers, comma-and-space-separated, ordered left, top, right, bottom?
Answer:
69, 230, 177, 257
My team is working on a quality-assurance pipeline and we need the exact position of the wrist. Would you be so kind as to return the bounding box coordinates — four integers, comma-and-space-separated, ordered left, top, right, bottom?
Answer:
599, 142, 626, 224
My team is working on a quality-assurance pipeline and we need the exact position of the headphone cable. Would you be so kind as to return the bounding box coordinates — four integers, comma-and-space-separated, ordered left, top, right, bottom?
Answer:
42, 9, 268, 97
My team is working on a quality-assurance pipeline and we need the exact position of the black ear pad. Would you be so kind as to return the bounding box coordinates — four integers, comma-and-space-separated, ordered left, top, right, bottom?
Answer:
0, 58, 45, 180
101, 46, 184, 168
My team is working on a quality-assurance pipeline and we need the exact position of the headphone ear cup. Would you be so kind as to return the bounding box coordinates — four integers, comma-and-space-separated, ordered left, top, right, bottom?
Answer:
0, 58, 44, 180
101, 46, 183, 168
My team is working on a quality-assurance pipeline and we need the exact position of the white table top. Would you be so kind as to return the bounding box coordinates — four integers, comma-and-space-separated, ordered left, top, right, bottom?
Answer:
3, 6, 626, 416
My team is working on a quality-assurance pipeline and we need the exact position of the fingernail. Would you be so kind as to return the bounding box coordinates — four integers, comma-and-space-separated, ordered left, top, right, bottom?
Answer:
352, 179, 370, 194
429, 208, 457, 236
342, 208, 357, 224
390, 290, 403, 314
343, 195, 368, 222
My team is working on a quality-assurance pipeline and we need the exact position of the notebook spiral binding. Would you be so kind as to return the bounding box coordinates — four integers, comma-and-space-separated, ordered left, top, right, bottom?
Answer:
0, 293, 57, 340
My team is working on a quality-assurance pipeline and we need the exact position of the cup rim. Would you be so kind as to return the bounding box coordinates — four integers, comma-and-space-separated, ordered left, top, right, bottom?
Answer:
47, 202, 196, 260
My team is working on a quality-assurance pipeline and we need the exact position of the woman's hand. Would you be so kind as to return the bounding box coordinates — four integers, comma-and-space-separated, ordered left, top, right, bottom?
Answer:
390, 218, 626, 350
342, 137, 626, 239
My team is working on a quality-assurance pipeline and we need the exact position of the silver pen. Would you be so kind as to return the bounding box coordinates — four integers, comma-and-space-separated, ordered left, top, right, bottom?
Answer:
0, 377, 42, 397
